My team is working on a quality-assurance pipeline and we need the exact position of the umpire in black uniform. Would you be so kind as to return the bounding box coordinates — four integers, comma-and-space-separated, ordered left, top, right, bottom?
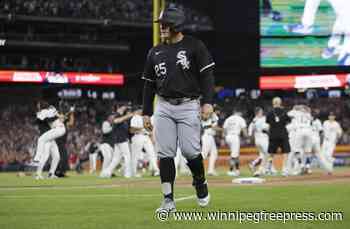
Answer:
142, 6, 214, 212
266, 97, 291, 175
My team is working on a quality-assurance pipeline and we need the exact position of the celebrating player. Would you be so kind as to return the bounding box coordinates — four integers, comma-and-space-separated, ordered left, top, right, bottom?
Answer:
33, 101, 66, 179
223, 109, 248, 177
99, 114, 114, 178
142, 6, 214, 212
248, 107, 270, 176
130, 108, 159, 177
104, 105, 137, 178
287, 105, 313, 175
321, 112, 343, 173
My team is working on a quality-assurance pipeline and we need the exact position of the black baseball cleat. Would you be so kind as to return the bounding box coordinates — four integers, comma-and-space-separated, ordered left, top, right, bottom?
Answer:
194, 181, 210, 207
55, 172, 67, 178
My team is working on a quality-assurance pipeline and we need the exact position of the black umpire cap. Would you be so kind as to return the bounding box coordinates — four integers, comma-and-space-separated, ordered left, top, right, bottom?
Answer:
155, 6, 186, 32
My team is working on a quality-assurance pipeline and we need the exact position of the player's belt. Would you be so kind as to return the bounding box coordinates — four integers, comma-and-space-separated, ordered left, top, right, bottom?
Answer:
160, 96, 196, 105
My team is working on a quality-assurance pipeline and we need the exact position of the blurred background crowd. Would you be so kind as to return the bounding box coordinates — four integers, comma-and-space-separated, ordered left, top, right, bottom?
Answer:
0, 0, 212, 25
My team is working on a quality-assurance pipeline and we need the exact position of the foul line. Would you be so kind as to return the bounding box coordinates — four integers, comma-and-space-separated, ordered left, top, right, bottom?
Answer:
0, 184, 122, 191
175, 195, 196, 202
0, 193, 161, 199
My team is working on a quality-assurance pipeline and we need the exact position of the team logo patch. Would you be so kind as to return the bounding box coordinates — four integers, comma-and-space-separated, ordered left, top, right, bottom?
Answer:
176, 50, 190, 70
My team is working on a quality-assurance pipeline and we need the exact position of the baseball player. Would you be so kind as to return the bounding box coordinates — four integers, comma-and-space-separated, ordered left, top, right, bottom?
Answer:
285, 0, 350, 65
310, 112, 327, 173
130, 111, 159, 177
104, 106, 138, 178
201, 109, 220, 176
248, 107, 269, 176
33, 103, 66, 179
76, 141, 101, 174
55, 107, 75, 178
287, 105, 313, 175
285, 118, 300, 175
142, 6, 214, 212
99, 115, 114, 178
88, 142, 98, 174
223, 110, 248, 177
321, 112, 342, 173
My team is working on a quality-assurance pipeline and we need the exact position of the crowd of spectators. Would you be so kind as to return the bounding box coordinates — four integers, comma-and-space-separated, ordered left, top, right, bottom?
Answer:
1, 94, 350, 171
0, 0, 212, 26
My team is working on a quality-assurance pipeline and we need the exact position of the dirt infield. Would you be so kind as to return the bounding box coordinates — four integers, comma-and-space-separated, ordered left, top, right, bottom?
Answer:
116, 170, 350, 189
1, 170, 349, 191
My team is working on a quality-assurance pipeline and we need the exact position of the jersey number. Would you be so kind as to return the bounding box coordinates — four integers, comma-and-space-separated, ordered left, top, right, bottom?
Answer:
154, 62, 167, 78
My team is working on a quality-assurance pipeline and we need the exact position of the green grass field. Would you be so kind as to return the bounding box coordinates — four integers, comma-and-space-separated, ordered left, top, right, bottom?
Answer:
0, 169, 349, 229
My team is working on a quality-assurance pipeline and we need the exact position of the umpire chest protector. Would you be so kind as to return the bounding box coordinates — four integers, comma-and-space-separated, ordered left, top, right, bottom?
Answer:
142, 36, 214, 99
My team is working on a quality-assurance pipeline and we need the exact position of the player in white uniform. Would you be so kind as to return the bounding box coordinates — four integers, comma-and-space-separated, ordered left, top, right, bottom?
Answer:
285, 119, 299, 175
248, 107, 270, 176
34, 105, 66, 179
287, 105, 313, 175
201, 111, 220, 176
310, 114, 323, 169
130, 112, 159, 177
223, 110, 248, 176
99, 115, 114, 178
321, 112, 342, 173
285, 0, 350, 64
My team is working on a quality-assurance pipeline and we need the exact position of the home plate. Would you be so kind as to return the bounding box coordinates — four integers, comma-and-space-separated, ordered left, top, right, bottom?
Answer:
232, 177, 266, 184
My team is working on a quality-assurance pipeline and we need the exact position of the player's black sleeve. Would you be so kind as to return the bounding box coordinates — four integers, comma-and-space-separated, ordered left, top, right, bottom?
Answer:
142, 49, 156, 83
199, 68, 214, 105
196, 40, 215, 105
142, 49, 156, 116
142, 82, 156, 116
196, 40, 215, 74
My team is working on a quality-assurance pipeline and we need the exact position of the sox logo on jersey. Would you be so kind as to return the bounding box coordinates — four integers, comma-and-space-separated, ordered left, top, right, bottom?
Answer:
176, 50, 190, 70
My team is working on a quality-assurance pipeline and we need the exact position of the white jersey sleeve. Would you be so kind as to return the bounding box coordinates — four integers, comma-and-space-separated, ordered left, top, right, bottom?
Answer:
36, 110, 48, 120
102, 121, 113, 134
47, 106, 58, 118
335, 122, 343, 137
312, 119, 323, 133
239, 116, 247, 129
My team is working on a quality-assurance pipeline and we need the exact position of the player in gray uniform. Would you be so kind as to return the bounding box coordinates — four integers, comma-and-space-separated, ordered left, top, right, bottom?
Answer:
142, 7, 215, 212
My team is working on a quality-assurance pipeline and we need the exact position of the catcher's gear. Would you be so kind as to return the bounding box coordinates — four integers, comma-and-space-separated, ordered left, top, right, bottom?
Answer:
155, 7, 186, 32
